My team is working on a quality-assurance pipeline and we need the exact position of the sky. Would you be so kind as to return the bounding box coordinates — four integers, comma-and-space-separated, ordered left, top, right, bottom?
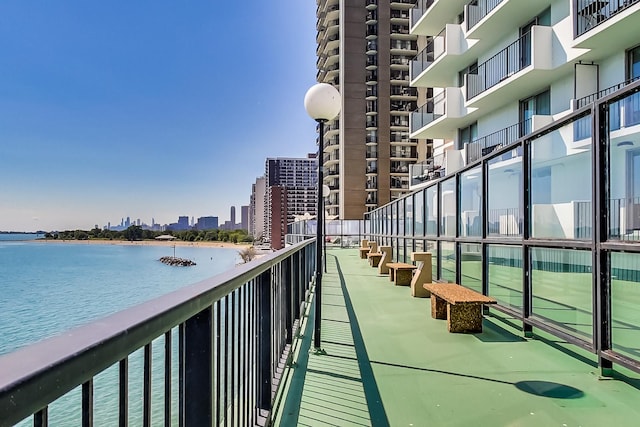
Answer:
0, 1, 319, 232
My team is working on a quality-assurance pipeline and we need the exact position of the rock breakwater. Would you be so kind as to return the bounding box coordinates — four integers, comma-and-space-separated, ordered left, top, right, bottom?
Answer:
159, 256, 196, 266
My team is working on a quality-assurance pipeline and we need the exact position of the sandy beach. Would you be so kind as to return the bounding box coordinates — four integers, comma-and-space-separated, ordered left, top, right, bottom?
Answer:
33, 238, 252, 249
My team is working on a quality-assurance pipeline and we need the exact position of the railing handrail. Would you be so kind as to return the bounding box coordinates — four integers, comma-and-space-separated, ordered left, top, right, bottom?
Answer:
467, 0, 504, 31
0, 239, 314, 425
576, 75, 640, 108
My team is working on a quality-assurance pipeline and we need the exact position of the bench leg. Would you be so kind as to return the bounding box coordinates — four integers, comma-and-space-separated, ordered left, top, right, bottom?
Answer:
395, 269, 413, 286
389, 270, 395, 282
430, 296, 447, 320
447, 303, 483, 333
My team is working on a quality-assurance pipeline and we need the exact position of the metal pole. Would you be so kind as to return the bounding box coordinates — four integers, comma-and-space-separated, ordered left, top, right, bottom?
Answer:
314, 120, 325, 349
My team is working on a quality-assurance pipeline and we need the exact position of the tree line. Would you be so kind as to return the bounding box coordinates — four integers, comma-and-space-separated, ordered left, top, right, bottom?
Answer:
45, 226, 254, 244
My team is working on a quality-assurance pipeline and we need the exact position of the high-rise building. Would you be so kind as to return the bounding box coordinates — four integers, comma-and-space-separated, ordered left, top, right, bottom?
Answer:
240, 205, 249, 231
196, 216, 219, 230
250, 176, 267, 240
264, 155, 318, 249
315, 0, 425, 220
230, 206, 236, 227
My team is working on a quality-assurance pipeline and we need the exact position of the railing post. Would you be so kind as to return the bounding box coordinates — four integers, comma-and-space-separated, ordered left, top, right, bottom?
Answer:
283, 257, 293, 344
257, 270, 273, 418
183, 306, 213, 426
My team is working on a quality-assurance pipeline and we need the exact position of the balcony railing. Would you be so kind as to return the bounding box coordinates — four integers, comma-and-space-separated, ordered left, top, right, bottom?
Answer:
466, 31, 532, 100
410, 26, 445, 79
410, 91, 445, 133
410, 0, 435, 28
467, 118, 531, 163
576, 0, 640, 36
466, 0, 504, 31
576, 76, 640, 108
0, 241, 316, 426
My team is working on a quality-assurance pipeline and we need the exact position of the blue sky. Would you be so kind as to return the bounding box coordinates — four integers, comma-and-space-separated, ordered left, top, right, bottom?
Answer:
0, 1, 319, 231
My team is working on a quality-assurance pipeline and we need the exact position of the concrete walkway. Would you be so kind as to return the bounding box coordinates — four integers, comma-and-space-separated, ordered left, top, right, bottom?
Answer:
276, 248, 640, 426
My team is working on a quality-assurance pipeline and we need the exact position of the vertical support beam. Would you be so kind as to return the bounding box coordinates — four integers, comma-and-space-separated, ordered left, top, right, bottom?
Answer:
164, 331, 172, 427
315, 120, 325, 349
184, 306, 213, 426
214, 301, 222, 427
482, 160, 490, 313
257, 270, 273, 415
143, 343, 152, 427
34, 407, 48, 427
82, 379, 93, 427
455, 173, 461, 285
594, 103, 613, 375
522, 139, 533, 338
178, 323, 185, 427
119, 358, 128, 427
283, 257, 293, 344
292, 251, 300, 321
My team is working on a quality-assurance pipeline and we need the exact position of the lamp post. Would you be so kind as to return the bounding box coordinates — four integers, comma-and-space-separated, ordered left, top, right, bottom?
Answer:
304, 83, 341, 350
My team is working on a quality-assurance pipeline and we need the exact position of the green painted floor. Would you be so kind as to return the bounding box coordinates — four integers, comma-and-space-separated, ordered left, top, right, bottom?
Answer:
275, 248, 640, 427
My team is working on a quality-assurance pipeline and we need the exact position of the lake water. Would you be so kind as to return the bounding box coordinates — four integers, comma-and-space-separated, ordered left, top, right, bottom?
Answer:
0, 236, 242, 425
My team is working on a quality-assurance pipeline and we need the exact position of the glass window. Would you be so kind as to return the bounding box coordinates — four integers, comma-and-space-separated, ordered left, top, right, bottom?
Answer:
426, 240, 438, 280
520, 90, 550, 136
530, 119, 592, 239
414, 191, 425, 236
627, 45, 640, 80
488, 245, 523, 312
611, 252, 640, 360
531, 248, 593, 343
405, 194, 414, 236
460, 167, 482, 237
460, 243, 482, 293
391, 202, 397, 236
441, 241, 456, 282
487, 149, 522, 237
608, 91, 640, 241
398, 199, 405, 236
426, 186, 438, 235
398, 238, 406, 263
440, 178, 456, 237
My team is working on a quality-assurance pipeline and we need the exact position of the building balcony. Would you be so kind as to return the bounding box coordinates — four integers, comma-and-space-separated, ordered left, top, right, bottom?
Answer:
466, 0, 552, 41
465, 25, 553, 110
410, 0, 467, 35
410, 87, 477, 140
573, 0, 640, 54
411, 23, 479, 88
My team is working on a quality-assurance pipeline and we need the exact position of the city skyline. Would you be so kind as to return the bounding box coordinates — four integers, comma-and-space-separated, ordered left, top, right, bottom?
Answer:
0, 1, 318, 232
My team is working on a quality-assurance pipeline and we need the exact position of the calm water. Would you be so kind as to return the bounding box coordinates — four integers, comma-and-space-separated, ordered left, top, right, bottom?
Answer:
0, 237, 242, 425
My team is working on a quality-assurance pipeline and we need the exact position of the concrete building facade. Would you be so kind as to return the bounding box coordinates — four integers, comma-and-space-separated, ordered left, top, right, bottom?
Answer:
315, 0, 427, 220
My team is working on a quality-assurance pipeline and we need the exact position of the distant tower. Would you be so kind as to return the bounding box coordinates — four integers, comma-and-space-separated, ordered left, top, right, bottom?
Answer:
230, 206, 236, 228
241, 205, 249, 231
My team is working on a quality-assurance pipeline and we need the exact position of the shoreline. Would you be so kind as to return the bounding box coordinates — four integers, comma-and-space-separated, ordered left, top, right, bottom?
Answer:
29, 239, 252, 249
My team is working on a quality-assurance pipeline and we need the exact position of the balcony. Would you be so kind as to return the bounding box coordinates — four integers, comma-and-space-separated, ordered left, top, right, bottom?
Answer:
411, 24, 479, 88
465, 26, 553, 110
410, 87, 476, 140
466, 0, 552, 42
574, 0, 640, 54
410, 0, 467, 35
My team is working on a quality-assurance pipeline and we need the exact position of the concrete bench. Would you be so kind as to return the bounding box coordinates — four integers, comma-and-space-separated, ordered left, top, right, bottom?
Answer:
410, 252, 432, 298
367, 252, 383, 267
377, 246, 392, 275
386, 262, 417, 286
359, 239, 370, 259
423, 283, 497, 333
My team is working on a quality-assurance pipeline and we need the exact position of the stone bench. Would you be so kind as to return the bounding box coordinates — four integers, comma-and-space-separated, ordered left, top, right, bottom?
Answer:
358, 239, 370, 259
377, 246, 392, 275
386, 262, 417, 286
410, 252, 432, 298
423, 283, 497, 333
367, 252, 383, 267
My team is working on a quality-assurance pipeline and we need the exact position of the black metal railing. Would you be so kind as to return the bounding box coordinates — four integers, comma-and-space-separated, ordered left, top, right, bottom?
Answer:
576, 76, 640, 108
576, 0, 640, 36
410, 26, 445, 80
0, 241, 316, 426
487, 207, 522, 236
610, 197, 640, 241
467, 31, 532, 100
467, 118, 531, 163
410, 91, 445, 133
410, 0, 435, 28
466, 0, 504, 31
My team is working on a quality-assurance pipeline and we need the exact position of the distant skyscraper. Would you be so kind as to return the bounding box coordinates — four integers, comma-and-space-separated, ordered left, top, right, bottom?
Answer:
230, 206, 236, 227
250, 176, 266, 240
264, 155, 318, 249
178, 216, 189, 230
240, 205, 249, 231
196, 216, 219, 230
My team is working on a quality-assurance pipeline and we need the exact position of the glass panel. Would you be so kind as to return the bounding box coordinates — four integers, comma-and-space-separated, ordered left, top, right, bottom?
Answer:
488, 245, 523, 312
440, 178, 456, 237
530, 118, 592, 239
405, 194, 414, 236
611, 252, 640, 360
441, 241, 456, 282
415, 191, 425, 236
398, 199, 405, 236
460, 167, 482, 237
415, 239, 424, 256
487, 149, 523, 237
426, 186, 438, 235
391, 203, 397, 236
609, 91, 640, 241
398, 238, 406, 263
426, 240, 438, 279
531, 248, 593, 343
460, 243, 482, 293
